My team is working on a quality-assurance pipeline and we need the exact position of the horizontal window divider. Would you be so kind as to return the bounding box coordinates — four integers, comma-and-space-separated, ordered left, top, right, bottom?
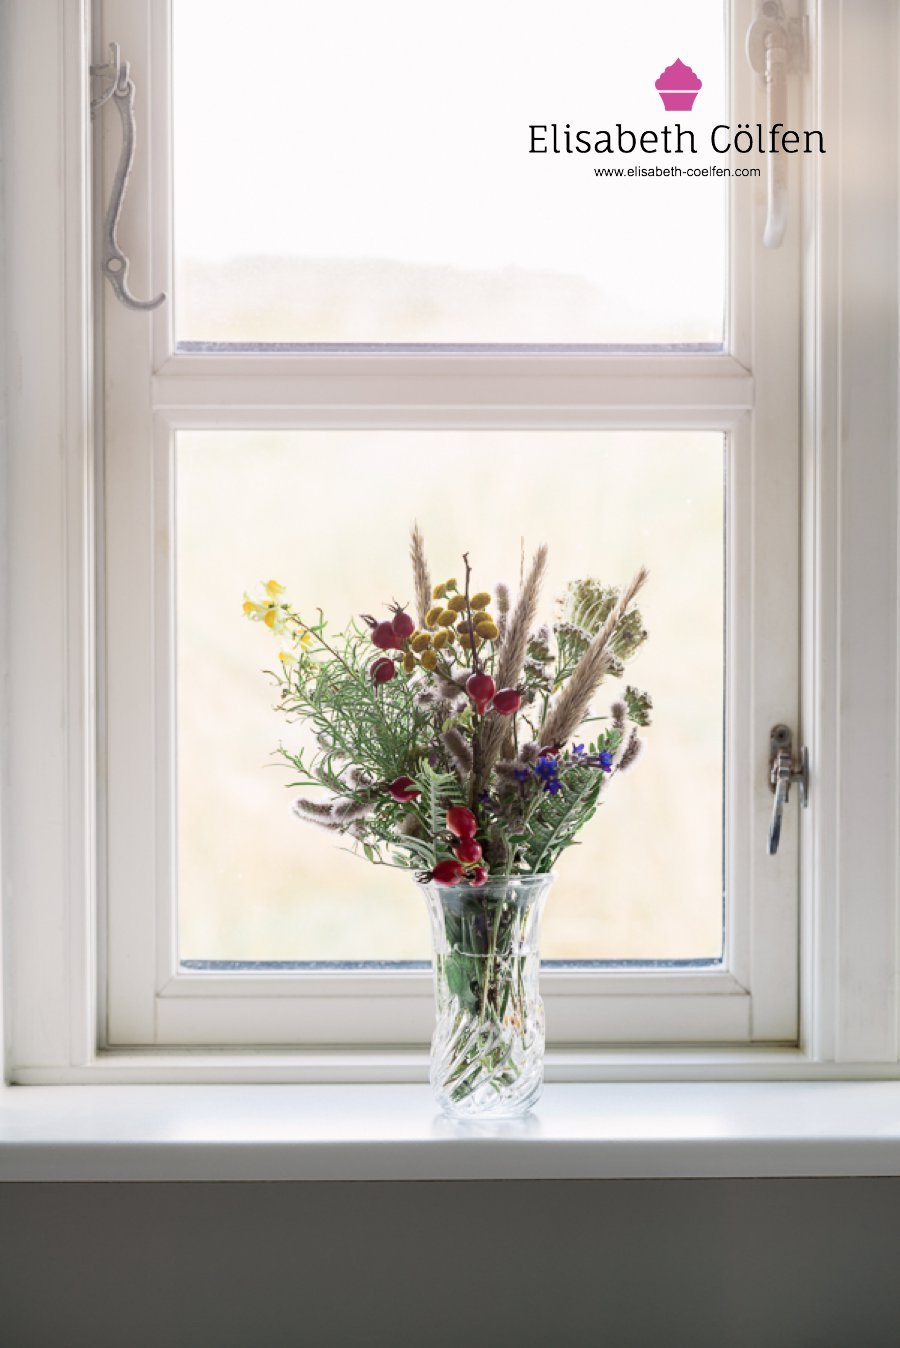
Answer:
150, 353, 754, 418
152, 405, 746, 431
155, 351, 751, 379
158, 967, 747, 1000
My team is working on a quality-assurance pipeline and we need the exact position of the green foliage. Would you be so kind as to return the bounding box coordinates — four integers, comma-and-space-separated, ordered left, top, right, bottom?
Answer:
247, 558, 650, 880
276, 620, 426, 790
520, 764, 605, 872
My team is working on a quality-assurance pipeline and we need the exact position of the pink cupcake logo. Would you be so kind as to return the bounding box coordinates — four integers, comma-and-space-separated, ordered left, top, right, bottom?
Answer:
655, 58, 702, 112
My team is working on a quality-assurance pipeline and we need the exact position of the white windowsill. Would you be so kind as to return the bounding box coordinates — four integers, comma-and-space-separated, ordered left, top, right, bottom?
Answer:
3, 1081, 900, 1182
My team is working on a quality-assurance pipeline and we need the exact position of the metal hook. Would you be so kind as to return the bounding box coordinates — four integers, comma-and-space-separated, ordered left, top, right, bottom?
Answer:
767, 724, 808, 856
90, 44, 166, 311
90, 42, 121, 114
746, 3, 806, 250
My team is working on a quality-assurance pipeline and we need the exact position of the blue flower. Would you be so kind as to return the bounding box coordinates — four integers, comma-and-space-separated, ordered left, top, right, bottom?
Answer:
571, 743, 587, 760
535, 755, 558, 780
514, 767, 530, 783
546, 779, 562, 795
597, 749, 614, 773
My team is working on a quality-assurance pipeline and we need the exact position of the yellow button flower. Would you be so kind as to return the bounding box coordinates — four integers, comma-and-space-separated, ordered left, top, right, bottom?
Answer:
432, 629, 452, 650
420, 649, 438, 671
446, 594, 468, 613
425, 606, 443, 629
470, 591, 491, 610
475, 619, 499, 640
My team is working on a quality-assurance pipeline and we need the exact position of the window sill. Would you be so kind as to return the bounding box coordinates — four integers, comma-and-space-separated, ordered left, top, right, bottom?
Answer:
3, 1081, 900, 1183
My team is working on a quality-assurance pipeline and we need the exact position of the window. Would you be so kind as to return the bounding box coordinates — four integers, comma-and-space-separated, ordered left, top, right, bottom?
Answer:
5, 0, 899, 1082
98, 0, 798, 1053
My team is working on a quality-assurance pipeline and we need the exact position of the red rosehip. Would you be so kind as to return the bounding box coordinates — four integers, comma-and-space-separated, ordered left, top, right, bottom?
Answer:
466, 671, 496, 715
431, 859, 464, 886
468, 866, 489, 888
492, 687, 522, 716
387, 775, 421, 802
446, 805, 478, 839
453, 836, 482, 864
538, 744, 561, 758
391, 610, 415, 640
371, 656, 396, 684
372, 620, 400, 651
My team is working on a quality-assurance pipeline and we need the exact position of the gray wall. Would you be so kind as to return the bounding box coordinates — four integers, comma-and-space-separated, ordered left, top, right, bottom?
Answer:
3, 1178, 900, 1347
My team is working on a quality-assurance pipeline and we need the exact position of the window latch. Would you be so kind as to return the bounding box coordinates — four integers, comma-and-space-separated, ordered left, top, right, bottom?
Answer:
90, 42, 166, 312
745, 2, 807, 249
767, 724, 808, 856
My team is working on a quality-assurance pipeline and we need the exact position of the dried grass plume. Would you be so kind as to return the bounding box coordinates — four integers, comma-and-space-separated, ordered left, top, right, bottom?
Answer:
409, 522, 432, 628
479, 544, 549, 783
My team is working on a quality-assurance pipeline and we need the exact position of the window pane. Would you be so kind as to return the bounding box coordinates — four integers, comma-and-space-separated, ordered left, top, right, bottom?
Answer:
176, 431, 724, 961
173, 1, 726, 345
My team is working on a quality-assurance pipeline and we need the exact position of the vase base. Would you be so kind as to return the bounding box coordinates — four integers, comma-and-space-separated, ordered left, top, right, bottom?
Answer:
435, 1082, 544, 1121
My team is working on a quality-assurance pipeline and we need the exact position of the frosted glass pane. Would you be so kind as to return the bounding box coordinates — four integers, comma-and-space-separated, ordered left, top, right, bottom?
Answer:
173, 1, 726, 345
176, 431, 724, 961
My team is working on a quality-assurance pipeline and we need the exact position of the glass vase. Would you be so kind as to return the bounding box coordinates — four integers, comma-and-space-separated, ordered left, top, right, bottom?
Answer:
419, 873, 553, 1119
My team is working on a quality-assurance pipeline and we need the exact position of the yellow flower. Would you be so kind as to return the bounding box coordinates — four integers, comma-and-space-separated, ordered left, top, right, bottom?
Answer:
425, 605, 443, 629
402, 651, 417, 674
420, 649, 438, 671
446, 594, 468, 613
278, 649, 298, 665
432, 583, 447, 601
475, 619, 499, 640
444, 577, 458, 591
242, 585, 292, 636
472, 611, 489, 626
458, 633, 482, 651
437, 609, 458, 627
432, 629, 452, 650
470, 591, 491, 610
299, 632, 313, 650
263, 605, 288, 633
411, 632, 432, 653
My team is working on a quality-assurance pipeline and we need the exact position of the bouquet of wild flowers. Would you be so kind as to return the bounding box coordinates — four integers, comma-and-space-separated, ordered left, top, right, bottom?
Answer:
245, 527, 651, 1115
244, 526, 651, 887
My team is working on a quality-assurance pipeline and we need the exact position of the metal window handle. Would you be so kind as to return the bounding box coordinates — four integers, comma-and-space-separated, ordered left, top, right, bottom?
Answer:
746, 3, 806, 250
90, 43, 166, 312
767, 724, 809, 856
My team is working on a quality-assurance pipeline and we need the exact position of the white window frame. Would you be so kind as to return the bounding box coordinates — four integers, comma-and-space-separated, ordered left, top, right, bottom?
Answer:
2, 0, 897, 1084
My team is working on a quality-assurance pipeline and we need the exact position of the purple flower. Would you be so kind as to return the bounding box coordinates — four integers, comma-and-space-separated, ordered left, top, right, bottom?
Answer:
597, 750, 614, 773
546, 779, 563, 795
535, 755, 558, 780
514, 767, 530, 783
